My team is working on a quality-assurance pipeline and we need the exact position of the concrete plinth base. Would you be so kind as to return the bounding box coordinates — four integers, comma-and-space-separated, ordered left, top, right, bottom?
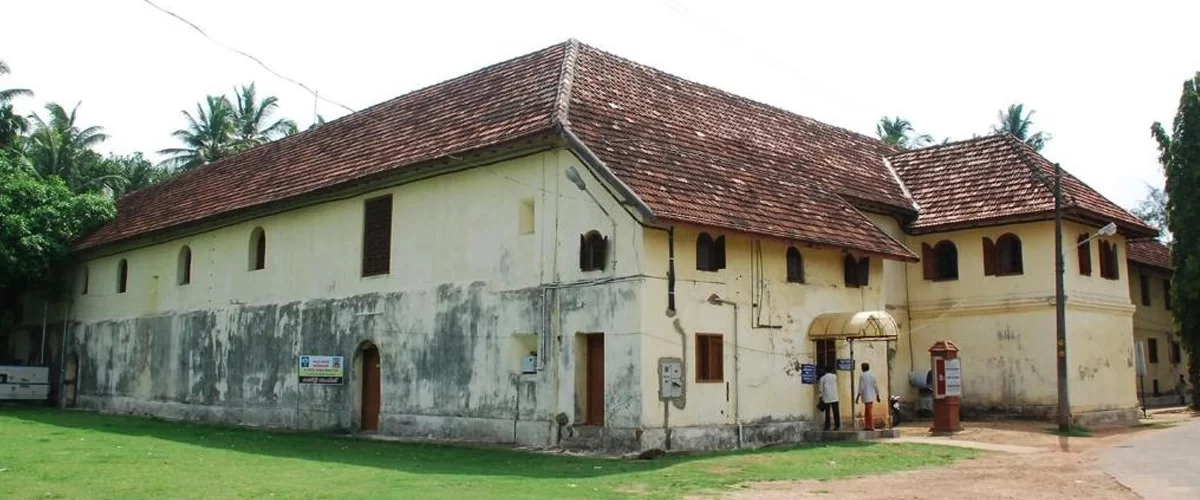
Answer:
803, 429, 899, 442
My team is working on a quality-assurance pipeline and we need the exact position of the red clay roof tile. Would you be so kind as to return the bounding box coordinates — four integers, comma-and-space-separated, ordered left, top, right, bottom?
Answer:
1127, 238, 1172, 271
889, 135, 1156, 238
75, 40, 921, 260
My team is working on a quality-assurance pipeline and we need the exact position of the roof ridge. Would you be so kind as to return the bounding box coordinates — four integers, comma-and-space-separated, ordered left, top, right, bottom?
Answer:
552, 39, 581, 127
1002, 133, 1078, 207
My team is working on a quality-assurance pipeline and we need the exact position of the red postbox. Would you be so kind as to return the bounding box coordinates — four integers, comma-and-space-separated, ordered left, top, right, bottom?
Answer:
929, 340, 961, 434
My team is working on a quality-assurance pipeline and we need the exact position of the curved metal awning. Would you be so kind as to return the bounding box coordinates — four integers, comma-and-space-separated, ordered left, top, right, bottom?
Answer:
807, 311, 900, 340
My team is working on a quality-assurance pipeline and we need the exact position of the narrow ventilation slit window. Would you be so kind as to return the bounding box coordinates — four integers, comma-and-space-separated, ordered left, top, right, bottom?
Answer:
1140, 274, 1151, 306
249, 227, 266, 271
786, 246, 805, 283
695, 334, 724, 382
81, 266, 89, 295
361, 195, 393, 277
117, 259, 128, 294
1147, 338, 1159, 363
579, 230, 608, 272
178, 246, 192, 285
922, 241, 959, 281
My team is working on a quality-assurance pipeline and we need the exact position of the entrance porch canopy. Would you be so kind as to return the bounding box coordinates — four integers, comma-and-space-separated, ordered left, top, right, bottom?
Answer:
807, 311, 900, 340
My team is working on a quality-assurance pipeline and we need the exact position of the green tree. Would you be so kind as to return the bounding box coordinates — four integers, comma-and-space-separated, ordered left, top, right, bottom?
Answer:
1131, 185, 1169, 241
0, 60, 33, 150
160, 95, 235, 170
230, 83, 296, 151
876, 116, 932, 150
0, 152, 114, 318
993, 103, 1050, 151
1152, 72, 1200, 408
26, 102, 117, 193
105, 152, 171, 198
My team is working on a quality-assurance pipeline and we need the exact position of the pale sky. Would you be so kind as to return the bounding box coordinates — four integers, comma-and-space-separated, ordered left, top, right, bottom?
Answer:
4, 0, 1198, 210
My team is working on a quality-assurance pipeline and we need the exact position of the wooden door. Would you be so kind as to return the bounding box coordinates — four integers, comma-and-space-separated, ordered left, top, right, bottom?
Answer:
586, 334, 605, 425
361, 346, 381, 431
64, 354, 78, 407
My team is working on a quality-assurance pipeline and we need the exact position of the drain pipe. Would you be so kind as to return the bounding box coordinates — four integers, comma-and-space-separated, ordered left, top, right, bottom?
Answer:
707, 294, 741, 448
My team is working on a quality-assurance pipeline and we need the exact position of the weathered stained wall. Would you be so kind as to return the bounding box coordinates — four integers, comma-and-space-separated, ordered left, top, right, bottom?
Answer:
38, 149, 648, 447
906, 221, 1138, 422
1128, 262, 1182, 398
637, 220, 896, 449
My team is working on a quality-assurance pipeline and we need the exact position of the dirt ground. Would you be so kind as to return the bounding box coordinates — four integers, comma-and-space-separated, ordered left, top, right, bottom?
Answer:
723, 411, 1196, 500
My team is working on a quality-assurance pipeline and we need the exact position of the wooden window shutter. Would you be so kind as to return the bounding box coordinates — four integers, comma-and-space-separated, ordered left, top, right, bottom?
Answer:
597, 236, 608, 271
714, 236, 726, 270
1109, 245, 1120, 280
361, 196, 393, 276
983, 237, 997, 276
922, 243, 935, 281
857, 257, 870, 287
844, 255, 858, 287
711, 336, 724, 381
579, 234, 588, 270
696, 233, 712, 271
1077, 234, 1092, 275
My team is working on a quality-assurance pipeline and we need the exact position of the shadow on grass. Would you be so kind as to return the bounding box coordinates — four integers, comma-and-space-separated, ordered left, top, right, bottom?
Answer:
2, 406, 875, 480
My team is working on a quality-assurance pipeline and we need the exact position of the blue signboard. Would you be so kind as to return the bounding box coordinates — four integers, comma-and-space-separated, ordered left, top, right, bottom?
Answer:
836, 358, 855, 371
800, 364, 818, 384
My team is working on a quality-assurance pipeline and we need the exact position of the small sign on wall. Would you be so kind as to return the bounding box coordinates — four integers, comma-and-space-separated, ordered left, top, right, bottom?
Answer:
836, 358, 855, 371
298, 355, 344, 385
800, 364, 818, 384
945, 359, 962, 397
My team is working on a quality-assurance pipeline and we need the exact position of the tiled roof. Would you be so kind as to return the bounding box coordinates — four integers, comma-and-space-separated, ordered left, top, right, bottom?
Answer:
1127, 238, 1172, 271
74, 43, 568, 250
565, 43, 916, 259
76, 40, 918, 260
889, 135, 1157, 237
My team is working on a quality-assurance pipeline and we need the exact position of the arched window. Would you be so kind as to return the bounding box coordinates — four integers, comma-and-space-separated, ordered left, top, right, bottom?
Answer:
116, 259, 128, 294
786, 246, 805, 283
1077, 234, 1092, 276
1098, 240, 1120, 280
249, 227, 266, 271
81, 266, 89, 295
844, 254, 869, 287
922, 241, 959, 281
696, 232, 726, 272
983, 234, 1023, 276
579, 230, 608, 272
178, 246, 192, 285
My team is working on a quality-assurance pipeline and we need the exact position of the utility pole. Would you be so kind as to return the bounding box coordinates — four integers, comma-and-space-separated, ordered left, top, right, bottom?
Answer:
1053, 162, 1071, 432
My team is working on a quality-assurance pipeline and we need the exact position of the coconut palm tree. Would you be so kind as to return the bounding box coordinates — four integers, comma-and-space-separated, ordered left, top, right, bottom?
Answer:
160, 95, 236, 170
0, 60, 32, 149
26, 102, 114, 191
993, 103, 1050, 151
876, 116, 933, 150
230, 83, 296, 151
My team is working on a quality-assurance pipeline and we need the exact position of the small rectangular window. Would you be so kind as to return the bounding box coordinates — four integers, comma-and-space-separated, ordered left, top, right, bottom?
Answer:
1165, 279, 1172, 310
696, 334, 724, 382
1170, 341, 1182, 365
1147, 338, 1159, 364
815, 339, 837, 371
361, 195, 393, 277
1140, 275, 1151, 306
519, 199, 535, 235
1077, 234, 1092, 276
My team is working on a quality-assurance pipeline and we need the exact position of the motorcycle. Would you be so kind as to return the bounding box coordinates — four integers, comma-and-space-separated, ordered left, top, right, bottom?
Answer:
890, 395, 904, 427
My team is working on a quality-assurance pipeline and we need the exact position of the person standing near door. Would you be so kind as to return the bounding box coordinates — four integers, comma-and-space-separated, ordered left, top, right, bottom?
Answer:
856, 362, 881, 431
819, 366, 840, 431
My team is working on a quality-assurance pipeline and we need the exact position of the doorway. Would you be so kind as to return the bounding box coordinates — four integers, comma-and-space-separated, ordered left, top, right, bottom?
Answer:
585, 334, 605, 425
64, 353, 78, 407
360, 345, 381, 432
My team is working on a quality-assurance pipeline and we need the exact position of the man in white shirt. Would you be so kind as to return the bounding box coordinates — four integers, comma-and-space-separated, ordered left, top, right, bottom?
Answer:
856, 362, 881, 430
818, 366, 840, 431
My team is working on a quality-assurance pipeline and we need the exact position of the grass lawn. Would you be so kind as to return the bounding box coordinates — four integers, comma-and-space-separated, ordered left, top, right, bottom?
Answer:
0, 407, 974, 499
